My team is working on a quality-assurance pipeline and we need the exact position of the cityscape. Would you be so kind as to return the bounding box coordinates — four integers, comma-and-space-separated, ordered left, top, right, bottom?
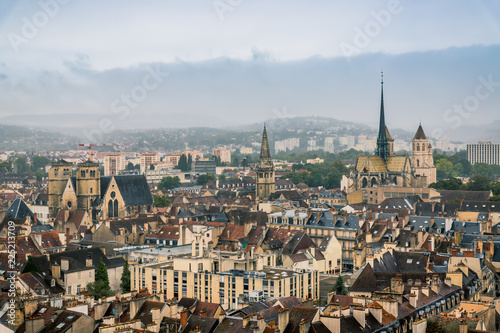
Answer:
0, 1, 500, 333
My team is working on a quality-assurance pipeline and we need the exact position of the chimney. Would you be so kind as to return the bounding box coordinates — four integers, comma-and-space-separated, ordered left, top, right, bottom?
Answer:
421, 286, 430, 297
278, 308, 289, 333
243, 314, 250, 327
25, 317, 44, 333
66, 227, 70, 246
299, 319, 310, 333
428, 262, 434, 272
415, 279, 422, 286
152, 307, 161, 324
353, 307, 365, 328
445, 277, 452, 287
366, 232, 372, 244
86, 255, 93, 268
102, 316, 114, 325
34, 233, 42, 246
52, 264, 61, 279
459, 320, 468, 333
219, 310, 226, 322
61, 258, 69, 271
33, 213, 38, 224
409, 293, 418, 308
369, 304, 383, 324
181, 309, 189, 329
200, 309, 207, 318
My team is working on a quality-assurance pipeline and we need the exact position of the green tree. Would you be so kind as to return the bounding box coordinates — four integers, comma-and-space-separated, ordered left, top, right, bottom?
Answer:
491, 181, 500, 196
471, 163, 492, 177
429, 178, 463, 191
187, 154, 193, 171
153, 195, 171, 207
197, 173, 216, 185
332, 275, 347, 295
120, 260, 131, 292
34, 169, 48, 181
177, 155, 189, 171
436, 159, 453, 179
15, 157, 29, 173
149, 164, 155, 170
31, 155, 51, 171
466, 175, 492, 191
87, 258, 113, 298
125, 162, 135, 170
0, 161, 12, 173
218, 174, 226, 181
157, 176, 181, 190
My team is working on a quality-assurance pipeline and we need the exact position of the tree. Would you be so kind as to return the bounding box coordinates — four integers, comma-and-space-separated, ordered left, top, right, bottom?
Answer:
436, 159, 453, 179
197, 173, 216, 185
34, 169, 47, 181
87, 258, 113, 298
126, 162, 135, 170
14, 157, 29, 173
0, 161, 12, 173
31, 155, 51, 171
120, 260, 131, 292
157, 176, 181, 190
153, 195, 171, 207
466, 175, 492, 191
177, 155, 189, 171
149, 164, 155, 170
491, 181, 500, 196
332, 275, 347, 295
187, 154, 193, 171
471, 163, 492, 178
429, 178, 463, 191
218, 174, 226, 181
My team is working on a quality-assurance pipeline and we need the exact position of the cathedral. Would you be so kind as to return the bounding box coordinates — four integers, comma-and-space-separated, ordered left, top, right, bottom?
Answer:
346, 76, 436, 193
256, 125, 276, 201
48, 160, 153, 221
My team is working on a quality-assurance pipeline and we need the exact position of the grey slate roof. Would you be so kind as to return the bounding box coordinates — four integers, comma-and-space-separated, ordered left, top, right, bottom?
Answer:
112, 175, 153, 205
6, 198, 34, 220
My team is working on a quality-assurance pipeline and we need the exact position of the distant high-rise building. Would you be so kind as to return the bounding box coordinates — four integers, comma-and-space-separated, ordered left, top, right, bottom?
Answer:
275, 138, 300, 153
104, 153, 125, 176
467, 142, 500, 165
256, 125, 275, 202
212, 148, 232, 163
140, 153, 160, 173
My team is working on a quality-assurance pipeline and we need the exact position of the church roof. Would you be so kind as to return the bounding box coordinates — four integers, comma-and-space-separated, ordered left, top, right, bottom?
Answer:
355, 155, 410, 173
113, 175, 153, 206
355, 156, 388, 173
258, 125, 273, 169
386, 156, 409, 172
385, 126, 393, 141
413, 124, 427, 140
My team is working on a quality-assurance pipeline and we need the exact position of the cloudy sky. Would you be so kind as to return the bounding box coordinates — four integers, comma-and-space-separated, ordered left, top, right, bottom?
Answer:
0, 1, 499, 139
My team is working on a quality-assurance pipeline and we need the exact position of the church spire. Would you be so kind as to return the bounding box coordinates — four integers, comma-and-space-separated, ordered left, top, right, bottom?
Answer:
376, 72, 390, 161
259, 124, 273, 168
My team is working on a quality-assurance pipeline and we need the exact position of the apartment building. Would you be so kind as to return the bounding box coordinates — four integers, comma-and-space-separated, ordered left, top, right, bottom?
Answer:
104, 153, 126, 176
467, 141, 500, 165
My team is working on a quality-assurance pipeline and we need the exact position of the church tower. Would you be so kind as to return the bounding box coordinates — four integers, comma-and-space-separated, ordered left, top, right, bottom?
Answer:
411, 124, 436, 186
375, 73, 394, 160
256, 125, 275, 202
76, 160, 101, 214
48, 160, 72, 218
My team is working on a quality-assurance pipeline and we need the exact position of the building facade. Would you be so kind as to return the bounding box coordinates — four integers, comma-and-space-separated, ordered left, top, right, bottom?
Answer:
467, 142, 500, 165
104, 153, 126, 176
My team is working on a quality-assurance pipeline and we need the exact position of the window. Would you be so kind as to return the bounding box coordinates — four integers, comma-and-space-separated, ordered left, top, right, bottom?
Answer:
81, 170, 86, 177
90, 188, 93, 194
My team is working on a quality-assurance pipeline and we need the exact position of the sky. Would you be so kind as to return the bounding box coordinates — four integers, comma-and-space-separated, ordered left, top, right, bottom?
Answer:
0, 0, 499, 140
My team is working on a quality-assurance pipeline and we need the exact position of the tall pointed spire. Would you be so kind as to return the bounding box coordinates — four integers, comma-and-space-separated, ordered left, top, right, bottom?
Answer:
259, 124, 273, 168
376, 72, 390, 161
